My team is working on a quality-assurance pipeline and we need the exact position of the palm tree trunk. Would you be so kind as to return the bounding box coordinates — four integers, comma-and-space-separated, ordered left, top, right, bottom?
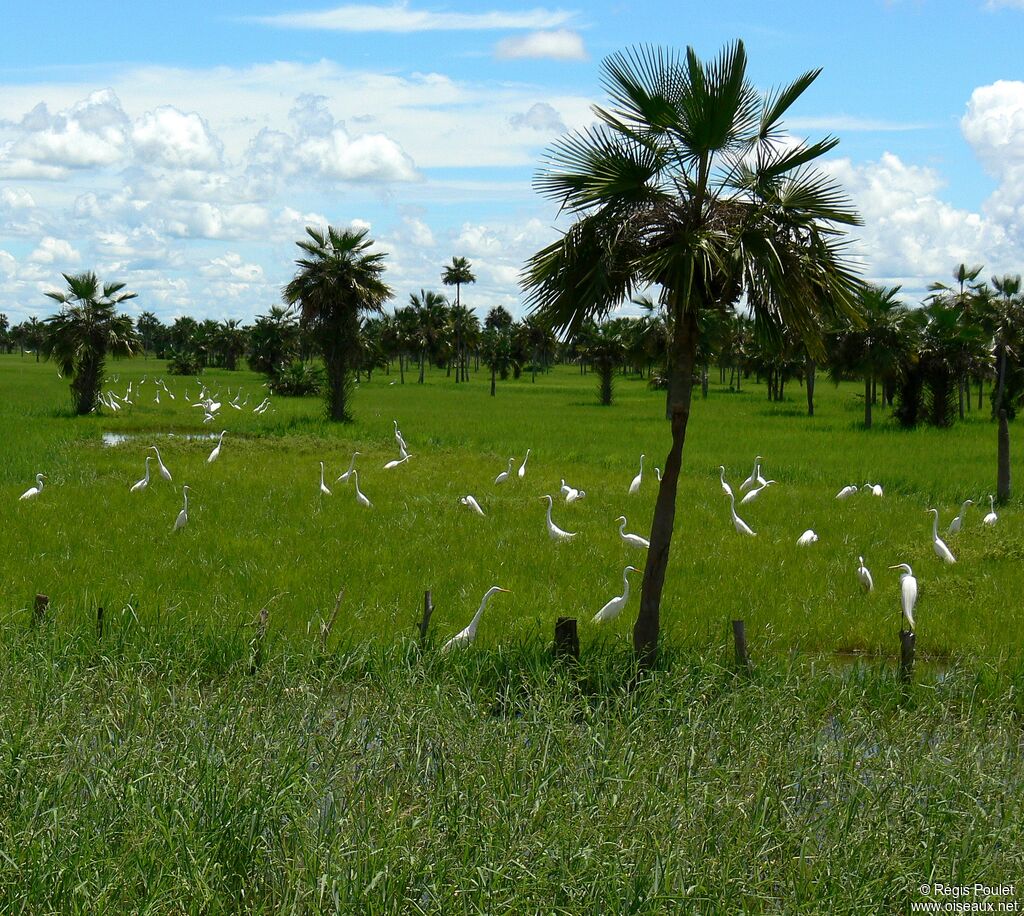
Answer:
864, 374, 872, 429
998, 409, 1011, 503
806, 356, 815, 417
490, 366, 496, 396
635, 307, 698, 666
418, 349, 425, 384
995, 345, 1007, 417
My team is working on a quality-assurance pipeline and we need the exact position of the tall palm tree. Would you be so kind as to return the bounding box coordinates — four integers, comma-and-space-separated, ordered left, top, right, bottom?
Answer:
409, 289, 449, 383
43, 272, 139, 414
989, 274, 1022, 417
447, 304, 478, 383
522, 42, 862, 663
441, 256, 476, 311
283, 226, 392, 421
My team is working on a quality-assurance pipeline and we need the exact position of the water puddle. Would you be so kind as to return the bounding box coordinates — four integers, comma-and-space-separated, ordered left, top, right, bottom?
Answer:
102, 432, 221, 447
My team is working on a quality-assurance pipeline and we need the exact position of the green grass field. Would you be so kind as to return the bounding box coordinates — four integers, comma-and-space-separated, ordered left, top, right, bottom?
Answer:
2, 354, 1023, 912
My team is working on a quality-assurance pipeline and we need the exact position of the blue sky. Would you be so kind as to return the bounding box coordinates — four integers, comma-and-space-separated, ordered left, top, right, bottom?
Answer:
1, 0, 1023, 323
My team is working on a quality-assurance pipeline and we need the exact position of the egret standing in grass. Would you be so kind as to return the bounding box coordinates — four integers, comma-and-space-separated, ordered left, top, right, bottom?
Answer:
615, 516, 650, 549
740, 479, 776, 506
718, 466, 733, 499
460, 495, 485, 517
565, 487, 586, 504
592, 566, 640, 623
336, 452, 360, 483
739, 457, 763, 494
797, 529, 819, 545
173, 486, 191, 531
862, 482, 883, 497
319, 462, 331, 496
518, 448, 531, 479
351, 470, 372, 508
130, 457, 151, 493
540, 495, 576, 541
207, 430, 226, 464
983, 494, 998, 526
441, 586, 510, 652
628, 454, 645, 494
494, 458, 514, 485
19, 473, 45, 501
856, 556, 874, 592
727, 491, 756, 537
948, 499, 973, 534
384, 454, 413, 470
889, 563, 917, 630
150, 445, 172, 481
927, 508, 956, 563
835, 485, 858, 500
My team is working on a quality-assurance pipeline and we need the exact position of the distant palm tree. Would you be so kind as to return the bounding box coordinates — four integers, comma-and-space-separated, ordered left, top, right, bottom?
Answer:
43, 272, 139, 414
409, 289, 449, 383
283, 226, 392, 421
989, 274, 1022, 417
522, 41, 862, 663
585, 322, 626, 405
442, 256, 476, 311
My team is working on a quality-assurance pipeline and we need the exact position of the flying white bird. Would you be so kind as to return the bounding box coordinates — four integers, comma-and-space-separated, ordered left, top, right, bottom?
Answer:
835, 485, 859, 500
149, 446, 172, 481
494, 458, 514, 485
19, 473, 45, 501
592, 566, 641, 623
727, 491, 756, 537
460, 495, 485, 517
383, 454, 413, 470
173, 485, 191, 531
856, 555, 874, 592
948, 499, 973, 534
207, 430, 227, 464
615, 516, 649, 549
983, 494, 998, 527
740, 479, 776, 506
336, 452, 360, 483
351, 470, 372, 508
440, 586, 510, 652
540, 494, 576, 541
797, 529, 819, 546
518, 448, 531, 479
889, 563, 918, 631
629, 454, 645, 494
319, 462, 331, 496
719, 466, 733, 499
927, 508, 956, 564
862, 482, 884, 497
130, 457, 151, 493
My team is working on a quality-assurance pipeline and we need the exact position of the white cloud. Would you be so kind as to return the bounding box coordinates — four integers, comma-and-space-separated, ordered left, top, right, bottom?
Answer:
199, 252, 264, 282
961, 80, 1024, 174
253, 3, 575, 32
29, 236, 81, 265
158, 201, 270, 240
131, 106, 224, 170
495, 29, 586, 60
1, 188, 35, 209
0, 250, 15, 276
509, 101, 566, 132
400, 215, 435, 247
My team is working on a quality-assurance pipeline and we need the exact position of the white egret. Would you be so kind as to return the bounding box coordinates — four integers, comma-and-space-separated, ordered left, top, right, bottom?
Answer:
862, 482, 884, 497
835, 485, 858, 500
398, 439, 410, 460
494, 458, 514, 485
983, 494, 998, 527
856, 556, 874, 592
319, 462, 332, 496
518, 448, 531, 479
719, 466, 733, 499
616, 516, 649, 549
655, 467, 662, 482
460, 495, 485, 517
351, 470, 372, 508
540, 495, 576, 541
592, 566, 640, 623
797, 529, 819, 545
927, 508, 956, 564
740, 479, 776, 506
336, 452, 360, 483
739, 456, 763, 494
154, 391, 160, 405
207, 430, 226, 464
727, 491, 756, 536
19, 473, 45, 501
130, 457, 151, 493
384, 454, 413, 470
566, 487, 586, 504
440, 586, 510, 652
948, 499, 973, 534
628, 454, 645, 494
559, 478, 572, 497
149, 446, 172, 481
889, 563, 917, 630
173, 486, 191, 531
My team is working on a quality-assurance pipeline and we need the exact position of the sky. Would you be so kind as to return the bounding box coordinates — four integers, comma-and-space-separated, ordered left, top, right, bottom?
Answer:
1, 0, 1023, 324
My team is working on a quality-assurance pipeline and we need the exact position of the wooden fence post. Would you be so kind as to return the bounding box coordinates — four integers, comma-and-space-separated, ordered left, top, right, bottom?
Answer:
899, 629, 916, 684
418, 590, 434, 646
33, 594, 49, 626
553, 617, 579, 662
732, 619, 751, 674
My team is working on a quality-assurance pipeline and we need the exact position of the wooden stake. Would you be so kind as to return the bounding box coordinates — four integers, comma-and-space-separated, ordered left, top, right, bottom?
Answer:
553, 617, 579, 662
33, 594, 48, 626
732, 619, 751, 673
418, 590, 434, 645
899, 629, 916, 684
96, 606, 104, 639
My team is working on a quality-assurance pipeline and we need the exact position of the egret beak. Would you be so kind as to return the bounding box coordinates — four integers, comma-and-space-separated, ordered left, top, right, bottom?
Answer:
887, 565, 903, 569
498, 588, 511, 593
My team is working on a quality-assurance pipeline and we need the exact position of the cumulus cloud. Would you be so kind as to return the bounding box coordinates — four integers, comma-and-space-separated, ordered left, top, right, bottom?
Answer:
495, 29, 586, 61
0, 250, 16, 276
199, 252, 264, 282
1, 188, 35, 209
131, 106, 224, 170
252, 3, 575, 32
509, 101, 566, 132
961, 80, 1024, 174
29, 236, 81, 265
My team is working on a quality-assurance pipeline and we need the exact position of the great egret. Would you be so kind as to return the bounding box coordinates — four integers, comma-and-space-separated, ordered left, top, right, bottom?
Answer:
727, 491, 756, 536
856, 556, 874, 592
518, 448, 531, 479
862, 482, 884, 497
559, 478, 571, 496
540, 495, 576, 540
927, 509, 956, 564
566, 487, 586, 504
835, 485, 858, 500
130, 457, 151, 493
889, 563, 917, 630
383, 454, 412, 470
739, 456, 763, 493
352, 470, 372, 508
592, 566, 640, 623
173, 485, 191, 531
319, 462, 332, 496
440, 586, 510, 652
740, 479, 776, 506
398, 439, 410, 460
948, 499, 973, 534
655, 467, 662, 482
207, 430, 226, 464
336, 452, 360, 483
616, 516, 649, 549
719, 466, 733, 499
149, 446, 172, 481
460, 495, 485, 517
19, 473, 45, 501
797, 529, 819, 545
494, 458, 514, 485
628, 454, 645, 494
983, 494, 998, 527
